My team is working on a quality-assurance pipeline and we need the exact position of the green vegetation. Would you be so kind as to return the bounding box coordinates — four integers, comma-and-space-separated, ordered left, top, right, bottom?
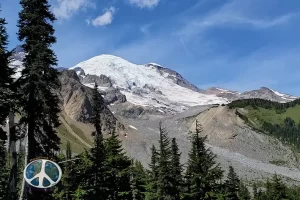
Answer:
230, 98, 300, 150
69, 123, 92, 146
57, 123, 85, 154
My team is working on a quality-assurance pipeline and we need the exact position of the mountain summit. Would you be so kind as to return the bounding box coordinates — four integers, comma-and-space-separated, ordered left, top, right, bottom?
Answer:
70, 54, 228, 113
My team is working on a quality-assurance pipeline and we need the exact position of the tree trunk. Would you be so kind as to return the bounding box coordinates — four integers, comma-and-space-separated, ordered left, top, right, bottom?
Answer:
8, 112, 17, 198
19, 125, 29, 200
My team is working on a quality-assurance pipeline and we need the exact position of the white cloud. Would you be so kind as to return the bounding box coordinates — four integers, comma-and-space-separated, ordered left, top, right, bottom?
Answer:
178, 0, 298, 39
53, 0, 95, 20
89, 7, 116, 27
128, 0, 160, 8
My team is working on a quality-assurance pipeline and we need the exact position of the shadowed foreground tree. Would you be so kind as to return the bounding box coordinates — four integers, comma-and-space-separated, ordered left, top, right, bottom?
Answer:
183, 120, 223, 199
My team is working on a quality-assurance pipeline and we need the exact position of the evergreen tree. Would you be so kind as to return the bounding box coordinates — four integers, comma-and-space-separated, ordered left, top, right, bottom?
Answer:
87, 82, 107, 199
253, 183, 259, 200
0, 140, 8, 200
267, 174, 288, 200
66, 140, 72, 160
157, 122, 172, 200
52, 141, 73, 200
105, 131, 131, 199
0, 6, 13, 140
169, 138, 183, 200
17, 0, 61, 160
224, 166, 240, 200
130, 160, 146, 200
238, 183, 251, 200
145, 145, 159, 200
184, 120, 223, 199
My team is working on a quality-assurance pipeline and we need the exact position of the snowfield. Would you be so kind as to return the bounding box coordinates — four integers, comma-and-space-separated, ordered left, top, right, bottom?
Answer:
70, 54, 228, 112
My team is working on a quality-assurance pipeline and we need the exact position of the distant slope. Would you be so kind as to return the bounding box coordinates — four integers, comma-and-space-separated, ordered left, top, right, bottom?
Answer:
229, 98, 300, 150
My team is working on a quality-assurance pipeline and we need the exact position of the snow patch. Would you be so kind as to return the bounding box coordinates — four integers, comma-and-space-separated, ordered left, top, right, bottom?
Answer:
70, 54, 227, 112
129, 125, 138, 130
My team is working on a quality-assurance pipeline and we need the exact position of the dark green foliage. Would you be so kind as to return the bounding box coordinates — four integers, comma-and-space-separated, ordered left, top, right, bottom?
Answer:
261, 117, 300, 150
184, 120, 223, 199
66, 140, 72, 160
130, 160, 146, 200
238, 183, 251, 200
230, 98, 300, 151
105, 131, 132, 199
157, 122, 173, 199
0, 7, 14, 140
145, 145, 159, 200
0, 140, 8, 200
91, 82, 103, 136
52, 141, 73, 200
86, 83, 107, 199
224, 166, 240, 200
169, 138, 183, 200
251, 174, 289, 200
17, 0, 61, 159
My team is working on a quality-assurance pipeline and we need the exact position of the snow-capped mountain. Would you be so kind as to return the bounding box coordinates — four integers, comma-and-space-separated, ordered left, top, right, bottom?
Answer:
206, 87, 297, 103
70, 54, 228, 113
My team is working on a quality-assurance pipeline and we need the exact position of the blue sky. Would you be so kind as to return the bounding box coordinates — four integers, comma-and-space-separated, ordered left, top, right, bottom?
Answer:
1, 0, 300, 95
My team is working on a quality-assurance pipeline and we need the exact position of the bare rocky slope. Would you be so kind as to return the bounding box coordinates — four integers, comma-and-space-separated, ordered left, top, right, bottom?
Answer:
58, 70, 124, 133
112, 104, 300, 184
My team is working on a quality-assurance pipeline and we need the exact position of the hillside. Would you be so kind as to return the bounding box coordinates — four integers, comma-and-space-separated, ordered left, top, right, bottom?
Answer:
229, 99, 300, 150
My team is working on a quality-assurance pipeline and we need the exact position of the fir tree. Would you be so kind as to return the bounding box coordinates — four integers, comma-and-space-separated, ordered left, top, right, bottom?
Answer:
238, 183, 251, 200
157, 122, 172, 200
267, 174, 288, 200
87, 82, 107, 199
17, 0, 61, 160
224, 166, 240, 200
145, 145, 159, 200
130, 160, 146, 200
253, 183, 259, 200
169, 138, 183, 200
105, 131, 131, 199
0, 6, 13, 140
52, 141, 73, 200
184, 120, 223, 199
66, 140, 72, 160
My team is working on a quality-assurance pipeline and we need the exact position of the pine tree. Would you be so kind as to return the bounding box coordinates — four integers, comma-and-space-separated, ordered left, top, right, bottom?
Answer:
66, 140, 72, 160
52, 141, 73, 200
130, 160, 146, 200
0, 6, 13, 140
169, 138, 183, 200
224, 166, 240, 200
253, 183, 259, 200
87, 82, 107, 199
184, 120, 223, 199
105, 131, 132, 199
238, 182, 251, 200
157, 122, 172, 200
268, 174, 288, 200
145, 145, 159, 200
0, 140, 8, 200
17, 0, 61, 160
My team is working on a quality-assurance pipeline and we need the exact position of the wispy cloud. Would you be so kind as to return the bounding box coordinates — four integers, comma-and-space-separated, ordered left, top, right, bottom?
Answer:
178, 0, 298, 39
88, 7, 116, 27
128, 0, 160, 9
52, 0, 95, 20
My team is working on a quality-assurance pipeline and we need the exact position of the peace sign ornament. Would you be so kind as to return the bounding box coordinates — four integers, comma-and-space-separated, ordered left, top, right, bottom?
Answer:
24, 159, 62, 189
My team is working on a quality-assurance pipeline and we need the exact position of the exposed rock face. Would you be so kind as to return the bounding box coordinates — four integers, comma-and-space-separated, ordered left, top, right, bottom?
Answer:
58, 70, 122, 132
81, 74, 113, 87
146, 63, 204, 93
103, 87, 127, 104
